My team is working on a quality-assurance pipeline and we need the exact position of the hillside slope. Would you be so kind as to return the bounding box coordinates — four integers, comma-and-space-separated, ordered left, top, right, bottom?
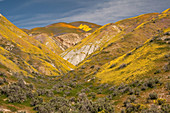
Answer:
0, 14, 75, 77
32, 33, 63, 54
96, 31, 170, 84
63, 9, 170, 81
61, 12, 162, 66
23, 22, 101, 51
77, 9, 170, 75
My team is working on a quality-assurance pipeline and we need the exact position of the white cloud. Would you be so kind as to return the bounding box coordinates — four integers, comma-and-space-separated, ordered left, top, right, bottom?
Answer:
0, 0, 4, 2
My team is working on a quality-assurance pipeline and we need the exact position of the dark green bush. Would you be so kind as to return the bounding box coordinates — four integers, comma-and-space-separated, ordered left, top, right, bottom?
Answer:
30, 97, 43, 106
88, 92, 96, 99
128, 88, 134, 95
165, 82, 170, 90
90, 65, 95, 68
118, 63, 127, 69
161, 104, 170, 113
110, 64, 116, 68
149, 92, 158, 100
128, 95, 136, 103
0, 79, 34, 103
0, 79, 3, 85
163, 63, 170, 72
144, 79, 155, 88
141, 85, 147, 91
157, 98, 166, 105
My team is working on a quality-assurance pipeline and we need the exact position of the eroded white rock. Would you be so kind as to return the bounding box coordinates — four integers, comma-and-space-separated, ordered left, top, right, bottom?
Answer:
46, 42, 49, 45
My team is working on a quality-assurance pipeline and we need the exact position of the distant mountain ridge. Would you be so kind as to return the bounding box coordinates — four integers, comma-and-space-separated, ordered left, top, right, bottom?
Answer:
22, 21, 101, 52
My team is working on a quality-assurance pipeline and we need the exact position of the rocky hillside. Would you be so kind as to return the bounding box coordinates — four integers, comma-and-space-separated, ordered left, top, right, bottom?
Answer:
0, 14, 75, 77
62, 9, 170, 68
23, 22, 101, 52
32, 33, 63, 54
61, 13, 157, 65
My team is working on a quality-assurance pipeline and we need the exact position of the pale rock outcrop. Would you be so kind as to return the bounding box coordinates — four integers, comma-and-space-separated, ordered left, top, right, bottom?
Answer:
62, 42, 100, 65
55, 33, 91, 50
111, 25, 121, 33
61, 24, 121, 66
0, 108, 11, 112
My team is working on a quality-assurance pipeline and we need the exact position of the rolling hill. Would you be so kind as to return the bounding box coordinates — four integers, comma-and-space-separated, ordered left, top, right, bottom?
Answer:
22, 22, 101, 52
61, 12, 161, 66
0, 14, 75, 78
0, 9, 169, 113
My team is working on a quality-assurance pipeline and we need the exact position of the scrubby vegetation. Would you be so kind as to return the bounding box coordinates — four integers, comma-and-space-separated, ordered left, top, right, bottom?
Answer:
0, 69, 169, 113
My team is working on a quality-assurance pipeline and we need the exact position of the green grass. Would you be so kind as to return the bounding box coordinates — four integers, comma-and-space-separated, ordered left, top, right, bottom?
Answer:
0, 64, 7, 69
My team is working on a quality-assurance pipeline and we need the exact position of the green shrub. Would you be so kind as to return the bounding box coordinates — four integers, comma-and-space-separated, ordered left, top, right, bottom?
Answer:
154, 70, 161, 74
157, 98, 166, 105
163, 63, 170, 72
141, 85, 147, 91
118, 63, 127, 69
90, 65, 95, 68
149, 92, 158, 100
161, 104, 170, 113
0, 79, 34, 103
0, 79, 3, 85
134, 88, 140, 96
88, 92, 96, 99
165, 82, 170, 90
128, 88, 134, 95
128, 95, 136, 103
30, 97, 43, 106
144, 79, 155, 88
123, 99, 130, 107
110, 64, 115, 68
121, 109, 126, 113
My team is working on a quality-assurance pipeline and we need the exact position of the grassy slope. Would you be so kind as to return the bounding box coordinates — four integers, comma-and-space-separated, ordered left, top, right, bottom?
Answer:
96, 32, 170, 84
72, 11, 169, 77
32, 33, 63, 54
0, 14, 75, 77
62, 13, 159, 64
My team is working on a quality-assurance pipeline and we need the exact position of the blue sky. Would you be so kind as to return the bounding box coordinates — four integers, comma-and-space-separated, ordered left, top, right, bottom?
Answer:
0, 0, 169, 29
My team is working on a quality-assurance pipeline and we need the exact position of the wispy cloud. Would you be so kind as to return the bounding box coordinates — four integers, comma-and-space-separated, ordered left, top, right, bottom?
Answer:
57, 0, 169, 24
0, 0, 4, 2
11, 0, 170, 29
11, 0, 50, 12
